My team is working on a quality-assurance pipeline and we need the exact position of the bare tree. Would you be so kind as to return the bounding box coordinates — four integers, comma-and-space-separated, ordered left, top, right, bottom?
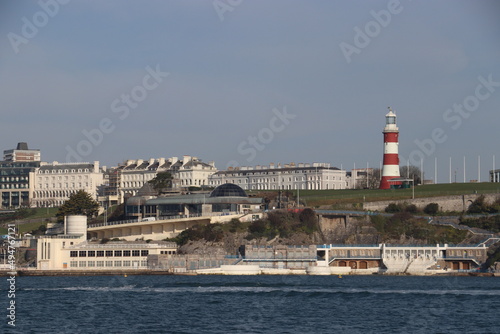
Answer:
355, 168, 381, 189
400, 165, 422, 185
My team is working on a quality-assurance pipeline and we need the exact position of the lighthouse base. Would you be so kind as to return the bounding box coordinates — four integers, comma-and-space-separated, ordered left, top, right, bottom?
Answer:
379, 176, 402, 190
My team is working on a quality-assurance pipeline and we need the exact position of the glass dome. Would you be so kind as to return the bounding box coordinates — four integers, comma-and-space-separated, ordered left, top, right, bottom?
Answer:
210, 183, 248, 198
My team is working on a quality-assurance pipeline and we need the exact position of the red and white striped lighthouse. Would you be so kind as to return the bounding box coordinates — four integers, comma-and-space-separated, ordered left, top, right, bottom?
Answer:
379, 107, 401, 189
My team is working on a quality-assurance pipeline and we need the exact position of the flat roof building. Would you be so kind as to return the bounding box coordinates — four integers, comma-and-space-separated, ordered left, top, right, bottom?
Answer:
0, 161, 40, 208
37, 215, 177, 270
3, 142, 40, 162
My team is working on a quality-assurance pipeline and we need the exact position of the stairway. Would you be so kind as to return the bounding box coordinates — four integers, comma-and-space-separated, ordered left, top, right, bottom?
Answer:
383, 256, 409, 274
405, 256, 437, 275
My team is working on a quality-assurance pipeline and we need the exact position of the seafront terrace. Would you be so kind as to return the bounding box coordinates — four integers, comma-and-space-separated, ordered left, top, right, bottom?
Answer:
316, 243, 489, 273
87, 212, 258, 241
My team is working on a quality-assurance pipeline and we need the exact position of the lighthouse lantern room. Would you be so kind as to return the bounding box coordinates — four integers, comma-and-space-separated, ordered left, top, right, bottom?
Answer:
379, 107, 401, 189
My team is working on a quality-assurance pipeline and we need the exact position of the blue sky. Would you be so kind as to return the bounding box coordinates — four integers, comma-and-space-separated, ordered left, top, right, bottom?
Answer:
1, 0, 499, 183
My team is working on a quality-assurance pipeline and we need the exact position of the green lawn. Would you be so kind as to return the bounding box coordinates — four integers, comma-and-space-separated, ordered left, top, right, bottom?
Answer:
251, 182, 500, 207
28, 207, 59, 219
0, 207, 58, 235
0, 220, 49, 235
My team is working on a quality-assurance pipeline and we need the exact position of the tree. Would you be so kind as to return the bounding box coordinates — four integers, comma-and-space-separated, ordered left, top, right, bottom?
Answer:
148, 171, 173, 194
56, 190, 99, 222
299, 208, 318, 234
400, 165, 422, 185
353, 168, 381, 189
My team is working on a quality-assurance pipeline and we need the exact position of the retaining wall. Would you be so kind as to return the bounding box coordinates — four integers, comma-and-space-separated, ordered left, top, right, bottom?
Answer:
363, 193, 499, 212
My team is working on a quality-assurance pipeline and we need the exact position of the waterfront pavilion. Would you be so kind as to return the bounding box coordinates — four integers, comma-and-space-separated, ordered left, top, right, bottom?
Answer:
126, 183, 262, 219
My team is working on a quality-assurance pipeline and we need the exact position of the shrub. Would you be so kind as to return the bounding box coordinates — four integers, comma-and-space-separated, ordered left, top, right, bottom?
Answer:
467, 195, 498, 214
423, 203, 439, 215
299, 208, 318, 234
404, 204, 418, 214
385, 203, 402, 213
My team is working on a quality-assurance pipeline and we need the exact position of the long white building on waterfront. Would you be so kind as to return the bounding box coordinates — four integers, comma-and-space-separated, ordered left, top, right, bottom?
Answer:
37, 215, 177, 270
209, 162, 348, 190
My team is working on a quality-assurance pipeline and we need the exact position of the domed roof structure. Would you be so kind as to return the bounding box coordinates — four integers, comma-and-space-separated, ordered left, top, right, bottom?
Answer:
210, 183, 247, 198
126, 196, 147, 206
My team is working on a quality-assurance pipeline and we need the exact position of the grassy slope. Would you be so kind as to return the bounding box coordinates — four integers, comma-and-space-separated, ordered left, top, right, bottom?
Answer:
250, 183, 500, 208
0, 208, 58, 235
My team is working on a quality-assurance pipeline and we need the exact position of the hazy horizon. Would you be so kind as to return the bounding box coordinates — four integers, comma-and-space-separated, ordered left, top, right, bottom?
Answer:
1, 1, 499, 183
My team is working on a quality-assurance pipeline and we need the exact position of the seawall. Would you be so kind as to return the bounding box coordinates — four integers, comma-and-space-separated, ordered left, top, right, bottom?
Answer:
363, 193, 499, 212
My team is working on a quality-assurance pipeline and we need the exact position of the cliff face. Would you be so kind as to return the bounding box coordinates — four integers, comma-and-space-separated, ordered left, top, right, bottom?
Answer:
178, 231, 321, 256
179, 215, 380, 255
318, 215, 380, 245
177, 210, 485, 256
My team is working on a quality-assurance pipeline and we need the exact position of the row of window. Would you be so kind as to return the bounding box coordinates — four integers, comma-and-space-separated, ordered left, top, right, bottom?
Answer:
69, 260, 148, 268
69, 250, 149, 257
180, 179, 206, 186
121, 181, 145, 189
41, 175, 90, 181
0, 176, 28, 182
447, 250, 483, 257
0, 184, 28, 189
38, 183, 89, 189
39, 168, 90, 174
331, 250, 378, 256
159, 251, 176, 255
219, 169, 332, 176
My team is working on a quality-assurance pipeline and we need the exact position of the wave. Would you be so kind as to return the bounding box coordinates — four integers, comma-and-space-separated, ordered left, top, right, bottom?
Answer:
20, 285, 500, 296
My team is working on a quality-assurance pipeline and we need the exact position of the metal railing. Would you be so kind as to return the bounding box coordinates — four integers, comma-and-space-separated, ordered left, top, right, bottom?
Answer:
37, 235, 84, 239
88, 211, 246, 228
66, 242, 177, 249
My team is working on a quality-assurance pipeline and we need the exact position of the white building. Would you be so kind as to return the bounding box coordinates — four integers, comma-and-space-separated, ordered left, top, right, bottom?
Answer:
177, 155, 217, 188
103, 155, 217, 205
32, 161, 105, 207
209, 162, 347, 190
37, 215, 177, 270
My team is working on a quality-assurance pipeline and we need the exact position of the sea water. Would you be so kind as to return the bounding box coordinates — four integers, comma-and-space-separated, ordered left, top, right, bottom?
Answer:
4, 275, 500, 333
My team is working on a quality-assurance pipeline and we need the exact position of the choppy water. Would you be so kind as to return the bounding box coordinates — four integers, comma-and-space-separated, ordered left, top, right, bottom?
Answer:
3, 274, 500, 333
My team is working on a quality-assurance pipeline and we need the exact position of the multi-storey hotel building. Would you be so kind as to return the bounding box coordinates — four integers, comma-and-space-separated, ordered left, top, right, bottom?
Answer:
208, 163, 347, 190
32, 161, 105, 207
